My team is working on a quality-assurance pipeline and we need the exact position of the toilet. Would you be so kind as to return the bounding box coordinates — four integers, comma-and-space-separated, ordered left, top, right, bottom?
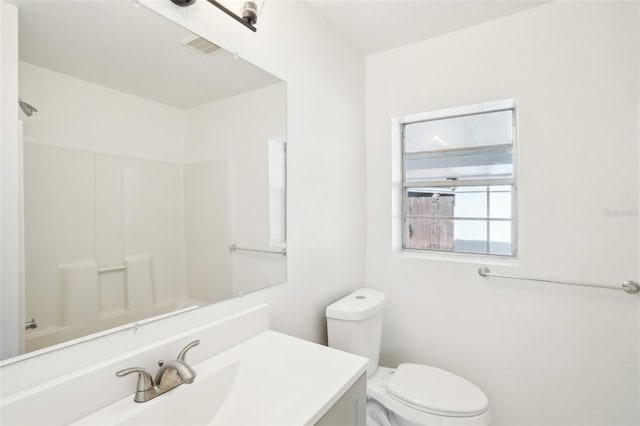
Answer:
326, 288, 490, 426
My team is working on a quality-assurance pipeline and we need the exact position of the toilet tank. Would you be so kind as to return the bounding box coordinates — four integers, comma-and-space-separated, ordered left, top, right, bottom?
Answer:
326, 288, 385, 377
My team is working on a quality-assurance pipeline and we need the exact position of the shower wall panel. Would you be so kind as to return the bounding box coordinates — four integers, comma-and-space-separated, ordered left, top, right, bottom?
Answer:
183, 160, 232, 304
122, 157, 186, 304
95, 154, 126, 317
23, 142, 96, 337
23, 143, 189, 351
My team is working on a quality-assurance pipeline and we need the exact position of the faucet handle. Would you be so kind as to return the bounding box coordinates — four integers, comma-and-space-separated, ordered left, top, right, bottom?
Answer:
116, 367, 154, 392
177, 340, 200, 361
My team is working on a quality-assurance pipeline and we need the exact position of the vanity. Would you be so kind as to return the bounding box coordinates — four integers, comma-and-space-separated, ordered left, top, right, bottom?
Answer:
1, 304, 368, 425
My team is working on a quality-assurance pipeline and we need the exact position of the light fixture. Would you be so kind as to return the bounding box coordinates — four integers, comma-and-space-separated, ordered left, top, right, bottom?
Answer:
241, 1, 258, 26
170, 0, 261, 32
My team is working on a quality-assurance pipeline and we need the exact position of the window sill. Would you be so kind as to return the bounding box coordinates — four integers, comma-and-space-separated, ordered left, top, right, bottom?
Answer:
393, 248, 519, 267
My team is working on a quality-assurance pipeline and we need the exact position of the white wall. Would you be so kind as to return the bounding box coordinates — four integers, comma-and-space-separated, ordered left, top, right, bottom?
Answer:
19, 61, 186, 162
366, 2, 639, 425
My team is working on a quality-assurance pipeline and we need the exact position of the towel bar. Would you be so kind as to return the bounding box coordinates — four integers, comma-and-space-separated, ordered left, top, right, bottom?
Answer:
478, 266, 639, 294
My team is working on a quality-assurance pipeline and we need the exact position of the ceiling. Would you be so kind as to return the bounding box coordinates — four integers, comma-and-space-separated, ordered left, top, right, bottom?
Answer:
307, 0, 549, 55
16, 1, 281, 109
15, 0, 549, 108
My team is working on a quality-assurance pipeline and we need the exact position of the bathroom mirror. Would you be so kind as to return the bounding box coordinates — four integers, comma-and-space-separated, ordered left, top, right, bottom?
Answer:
4, 0, 286, 360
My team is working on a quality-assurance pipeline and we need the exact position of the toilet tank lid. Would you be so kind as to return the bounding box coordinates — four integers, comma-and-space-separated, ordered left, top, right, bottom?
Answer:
325, 288, 385, 321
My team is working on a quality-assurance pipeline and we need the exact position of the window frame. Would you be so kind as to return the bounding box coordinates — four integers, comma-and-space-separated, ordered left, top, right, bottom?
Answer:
399, 99, 519, 258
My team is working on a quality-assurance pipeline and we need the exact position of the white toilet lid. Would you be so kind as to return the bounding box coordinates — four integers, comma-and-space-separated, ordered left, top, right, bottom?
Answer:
386, 363, 488, 417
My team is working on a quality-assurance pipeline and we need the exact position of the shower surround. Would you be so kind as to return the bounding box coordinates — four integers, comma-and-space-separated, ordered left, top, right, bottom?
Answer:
23, 142, 225, 351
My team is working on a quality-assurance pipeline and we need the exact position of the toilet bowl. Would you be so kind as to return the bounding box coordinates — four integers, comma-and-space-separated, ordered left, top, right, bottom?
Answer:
326, 288, 490, 426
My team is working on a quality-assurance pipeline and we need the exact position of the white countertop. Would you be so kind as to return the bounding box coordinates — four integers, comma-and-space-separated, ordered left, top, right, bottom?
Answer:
73, 330, 368, 425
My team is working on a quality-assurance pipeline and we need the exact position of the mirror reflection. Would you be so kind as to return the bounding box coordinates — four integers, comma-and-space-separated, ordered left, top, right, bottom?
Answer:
10, 1, 286, 359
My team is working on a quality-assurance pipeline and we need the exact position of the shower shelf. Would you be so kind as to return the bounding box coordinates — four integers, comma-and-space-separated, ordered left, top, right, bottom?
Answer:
98, 265, 127, 273
229, 244, 286, 256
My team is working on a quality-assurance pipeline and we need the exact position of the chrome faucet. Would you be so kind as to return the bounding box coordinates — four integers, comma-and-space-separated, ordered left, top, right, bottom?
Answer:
116, 340, 200, 403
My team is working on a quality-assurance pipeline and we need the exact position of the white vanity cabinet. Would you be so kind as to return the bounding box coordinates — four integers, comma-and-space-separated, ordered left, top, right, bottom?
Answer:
1, 305, 369, 426
71, 329, 369, 426
316, 373, 367, 426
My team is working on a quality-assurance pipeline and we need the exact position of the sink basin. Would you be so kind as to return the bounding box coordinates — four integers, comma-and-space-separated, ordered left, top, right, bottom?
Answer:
72, 331, 368, 426
74, 360, 240, 425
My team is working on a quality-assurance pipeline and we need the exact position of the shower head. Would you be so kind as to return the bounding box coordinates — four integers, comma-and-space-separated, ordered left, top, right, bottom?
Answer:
18, 98, 38, 117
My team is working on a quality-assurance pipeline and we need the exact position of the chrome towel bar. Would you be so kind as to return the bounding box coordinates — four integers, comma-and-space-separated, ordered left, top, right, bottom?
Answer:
229, 244, 286, 256
478, 266, 639, 295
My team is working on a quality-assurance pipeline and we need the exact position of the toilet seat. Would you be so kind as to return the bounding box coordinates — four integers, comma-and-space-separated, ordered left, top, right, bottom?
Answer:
386, 363, 489, 417
368, 366, 490, 425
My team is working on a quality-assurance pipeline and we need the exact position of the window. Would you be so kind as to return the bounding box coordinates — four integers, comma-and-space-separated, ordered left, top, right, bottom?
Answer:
401, 100, 517, 256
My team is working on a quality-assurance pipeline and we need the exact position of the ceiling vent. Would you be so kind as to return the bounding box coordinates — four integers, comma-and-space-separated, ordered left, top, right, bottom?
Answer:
181, 34, 221, 56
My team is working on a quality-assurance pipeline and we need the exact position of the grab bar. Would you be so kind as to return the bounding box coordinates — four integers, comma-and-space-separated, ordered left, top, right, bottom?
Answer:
229, 244, 286, 256
98, 265, 127, 273
478, 266, 639, 294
